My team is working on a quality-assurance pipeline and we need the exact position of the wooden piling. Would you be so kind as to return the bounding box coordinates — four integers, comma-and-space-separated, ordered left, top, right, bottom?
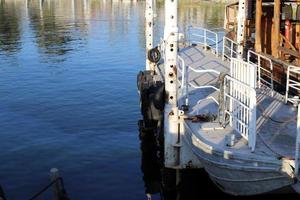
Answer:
255, 0, 262, 52
50, 168, 61, 200
273, 0, 281, 58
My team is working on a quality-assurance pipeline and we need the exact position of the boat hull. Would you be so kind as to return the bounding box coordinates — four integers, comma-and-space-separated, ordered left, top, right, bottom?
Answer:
184, 123, 296, 196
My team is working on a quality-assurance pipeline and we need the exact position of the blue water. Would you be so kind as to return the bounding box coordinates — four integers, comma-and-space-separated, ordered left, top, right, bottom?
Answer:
0, 1, 225, 199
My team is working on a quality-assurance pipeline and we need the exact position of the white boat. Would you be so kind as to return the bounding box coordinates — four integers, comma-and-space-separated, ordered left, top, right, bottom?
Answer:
140, 0, 300, 196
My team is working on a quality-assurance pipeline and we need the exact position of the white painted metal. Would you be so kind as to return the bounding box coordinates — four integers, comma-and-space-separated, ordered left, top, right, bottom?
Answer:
145, 0, 155, 71
222, 36, 238, 61
285, 65, 300, 104
236, 0, 246, 57
295, 103, 300, 176
230, 58, 256, 88
158, 37, 165, 61
158, 44, 300, 194
188, 26, 219, 56
180, 62, 221, 106
164, 0, 180, 168
223, 75, 257, 151
247, 50, 274, 95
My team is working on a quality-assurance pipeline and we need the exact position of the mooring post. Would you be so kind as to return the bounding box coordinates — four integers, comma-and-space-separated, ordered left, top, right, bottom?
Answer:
50, 168, 61, 200
163, 0, 180, 168
145, 0, 155, 72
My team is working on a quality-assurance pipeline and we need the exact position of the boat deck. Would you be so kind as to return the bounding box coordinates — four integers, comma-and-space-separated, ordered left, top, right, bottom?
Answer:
160, 45, 298, 162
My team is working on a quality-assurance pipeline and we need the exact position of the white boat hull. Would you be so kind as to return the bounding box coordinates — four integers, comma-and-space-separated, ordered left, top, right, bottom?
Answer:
184, 122, 296, 196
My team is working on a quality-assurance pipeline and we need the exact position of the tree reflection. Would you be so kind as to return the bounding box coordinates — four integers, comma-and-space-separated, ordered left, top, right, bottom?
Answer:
0, 0, 21, 54
27, 0, 74, 57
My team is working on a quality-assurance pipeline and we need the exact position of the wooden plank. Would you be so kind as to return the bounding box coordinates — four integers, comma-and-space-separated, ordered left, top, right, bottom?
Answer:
255, 0, 262, 52
273, 0, 281, 58
278, 46, 300, 58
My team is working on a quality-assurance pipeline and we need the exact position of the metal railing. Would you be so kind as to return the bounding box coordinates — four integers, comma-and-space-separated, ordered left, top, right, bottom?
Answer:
179, 57, 257, 151
222, 36, 238, 61
231, 58, 256, 88
247, 50, 274, 95
180, 63, 221, 107
222, 75, 257, 151
285, 65, 300, 105
188, 26, 220, 56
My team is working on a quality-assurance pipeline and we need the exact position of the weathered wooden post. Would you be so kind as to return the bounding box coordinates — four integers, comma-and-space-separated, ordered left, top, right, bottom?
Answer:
145, 0, 155, 72
50, 168, 61, 200
255, 0, 262, 53
163, 0, 180, 168
273, 0, 281, 58
50, 168, 69, 200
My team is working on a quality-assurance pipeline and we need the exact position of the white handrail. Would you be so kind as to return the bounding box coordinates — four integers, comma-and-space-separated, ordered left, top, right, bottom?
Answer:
180, 62, 221, 107
247, 50, 274, 95
188, 26, 219, 56
285, 65, 300, 104
222, 36, 238, 61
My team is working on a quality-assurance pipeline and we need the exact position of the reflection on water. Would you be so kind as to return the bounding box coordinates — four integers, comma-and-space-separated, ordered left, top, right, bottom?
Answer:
0, 1, 22, 53
0, 0, 252, 200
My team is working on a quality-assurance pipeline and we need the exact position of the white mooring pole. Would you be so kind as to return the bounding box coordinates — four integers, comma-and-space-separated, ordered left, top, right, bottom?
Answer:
164, 0, 180, 168
236, 0, 247, 58
145, 0, 155, 71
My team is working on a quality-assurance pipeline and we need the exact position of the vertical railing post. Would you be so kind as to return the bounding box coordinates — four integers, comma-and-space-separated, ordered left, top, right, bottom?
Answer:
230, 41, 233, 60
249, 89, 256, 152
285, 66, 290, 104
257, 55, 261, 88
185, 65, 189, 107
164, 0, 180, 168
188, 25, 191, 46
295, 103, 300, 176
270, 61, 274, 96
216, 33, 219, 56
204, 30, 207, 50
222, 36, 225, 61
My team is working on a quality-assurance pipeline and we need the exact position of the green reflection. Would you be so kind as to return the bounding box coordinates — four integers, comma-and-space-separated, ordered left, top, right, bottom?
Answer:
0, 0, 21, 54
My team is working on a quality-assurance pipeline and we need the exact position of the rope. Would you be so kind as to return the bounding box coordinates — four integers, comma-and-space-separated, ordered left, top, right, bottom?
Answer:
28, 177, 69, 200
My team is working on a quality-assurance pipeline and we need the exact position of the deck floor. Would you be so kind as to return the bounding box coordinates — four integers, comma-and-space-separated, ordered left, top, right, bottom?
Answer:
159, 45, 298, 160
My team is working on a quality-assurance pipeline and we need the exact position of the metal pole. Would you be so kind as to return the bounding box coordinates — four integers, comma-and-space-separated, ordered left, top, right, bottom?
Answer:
222, 37, 225, 61
164, 0, 180, 168
237, 0, 247, 58
145, 0, 155, 71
